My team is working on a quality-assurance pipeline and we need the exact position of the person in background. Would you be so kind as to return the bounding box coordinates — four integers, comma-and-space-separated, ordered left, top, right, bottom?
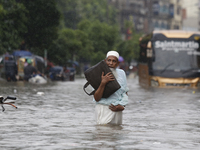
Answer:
4, 56, 18, 81
24, 59, 28, 67
93, 51, 129, 125
23, 59, 37, 81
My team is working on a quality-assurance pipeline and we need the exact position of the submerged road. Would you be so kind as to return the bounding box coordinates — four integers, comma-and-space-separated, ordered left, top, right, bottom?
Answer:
0, 76, 200, 150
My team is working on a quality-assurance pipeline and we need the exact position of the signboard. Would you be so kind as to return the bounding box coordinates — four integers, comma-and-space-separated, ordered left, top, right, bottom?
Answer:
154, 40, 199, 51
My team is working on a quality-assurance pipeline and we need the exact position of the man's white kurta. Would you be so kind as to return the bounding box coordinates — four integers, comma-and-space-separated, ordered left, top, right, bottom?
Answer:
93, 68, 128, 125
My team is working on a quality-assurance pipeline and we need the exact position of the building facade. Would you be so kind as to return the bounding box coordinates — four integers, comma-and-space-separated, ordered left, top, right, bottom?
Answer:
108, 0, 183, 34
182, 0, 199, 31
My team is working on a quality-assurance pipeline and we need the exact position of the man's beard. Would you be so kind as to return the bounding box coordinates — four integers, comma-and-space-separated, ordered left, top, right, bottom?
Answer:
109, 68, 118, 78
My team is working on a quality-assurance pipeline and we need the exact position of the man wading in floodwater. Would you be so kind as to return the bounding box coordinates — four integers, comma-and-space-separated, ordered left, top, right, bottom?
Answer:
93, 51, 129, 125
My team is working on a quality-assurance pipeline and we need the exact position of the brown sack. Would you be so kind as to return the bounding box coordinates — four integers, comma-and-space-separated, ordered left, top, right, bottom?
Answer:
83, 60, 121, 98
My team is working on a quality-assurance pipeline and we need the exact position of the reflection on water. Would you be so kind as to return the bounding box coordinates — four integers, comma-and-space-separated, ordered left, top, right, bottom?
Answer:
0, 77, 200, 150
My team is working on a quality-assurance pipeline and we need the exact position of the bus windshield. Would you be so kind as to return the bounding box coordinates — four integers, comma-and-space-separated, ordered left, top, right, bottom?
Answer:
152, 39, 200, 72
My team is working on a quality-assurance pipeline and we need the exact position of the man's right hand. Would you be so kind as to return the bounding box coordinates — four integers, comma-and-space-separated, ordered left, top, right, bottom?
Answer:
94, 72, 115, 102
101, 72, 115, 85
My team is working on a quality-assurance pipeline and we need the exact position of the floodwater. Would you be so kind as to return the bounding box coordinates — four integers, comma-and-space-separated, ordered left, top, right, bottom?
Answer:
0, 76, 200, 150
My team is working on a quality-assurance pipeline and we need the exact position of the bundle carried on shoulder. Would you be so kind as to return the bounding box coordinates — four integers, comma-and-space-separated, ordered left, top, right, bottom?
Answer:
83, 60, 121, 98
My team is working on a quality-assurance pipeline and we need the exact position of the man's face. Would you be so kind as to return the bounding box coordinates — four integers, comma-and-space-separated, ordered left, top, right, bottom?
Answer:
105, 56, 119, 68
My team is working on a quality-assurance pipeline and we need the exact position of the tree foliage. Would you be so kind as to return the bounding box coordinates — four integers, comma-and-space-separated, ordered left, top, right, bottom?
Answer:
48, 27, 94, 65
77, 0, 118, 25
0, 0, 141, 68
56, 0, 78, 29
117, 19, 142, 64
0, 0, 27, 54
117, 35, 141, 63
57, 0, 118, 29
77, 19, 121, 64
21, 0, 60, 56
0, 0, 60, 56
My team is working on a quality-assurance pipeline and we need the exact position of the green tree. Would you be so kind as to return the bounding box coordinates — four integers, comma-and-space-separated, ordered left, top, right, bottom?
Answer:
0, 0, 27, 54
57, 0, 118, 30
48, 27, 93, 65
56, 0, 79, 29
78, 19, 121, 64
21, 0, 60, 56
53, 0, 120, 65
117, 35, 141, 63
117, 19, 142, 63
49, 19, 120, 65
77, 0, 118, 25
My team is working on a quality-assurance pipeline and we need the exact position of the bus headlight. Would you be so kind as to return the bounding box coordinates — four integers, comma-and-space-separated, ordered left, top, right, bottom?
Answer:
151, 80, 159, 87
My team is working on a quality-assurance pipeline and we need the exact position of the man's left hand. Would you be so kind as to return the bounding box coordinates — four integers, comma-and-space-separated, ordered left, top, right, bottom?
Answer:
109, 104, 124, 112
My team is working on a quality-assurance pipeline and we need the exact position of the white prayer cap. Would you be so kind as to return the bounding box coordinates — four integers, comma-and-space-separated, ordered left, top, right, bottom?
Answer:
106, 51, 119, 59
